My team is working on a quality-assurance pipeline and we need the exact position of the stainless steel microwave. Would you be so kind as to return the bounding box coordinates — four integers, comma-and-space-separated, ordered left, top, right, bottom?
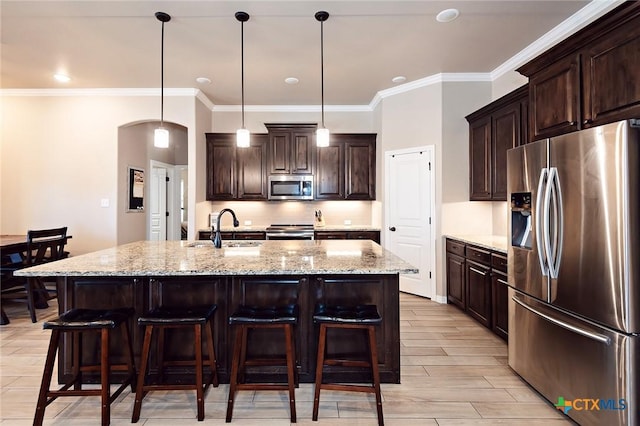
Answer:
268, 175, 313, 200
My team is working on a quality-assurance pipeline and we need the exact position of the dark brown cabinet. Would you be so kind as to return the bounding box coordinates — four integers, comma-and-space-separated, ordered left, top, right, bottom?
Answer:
446, 238, 508, 340
446, 239, 466, 310
314, 230, 380, 244
206, 133, 268, 201
518, 2, 640, 140
315, 134, 376, 200
198, 231, 265, 240
265, 123, 315, 175
466, 85, 528, 201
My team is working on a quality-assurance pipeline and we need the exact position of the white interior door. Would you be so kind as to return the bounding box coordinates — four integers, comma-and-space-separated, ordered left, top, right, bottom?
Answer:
149, 166, 167, 241
385, 147, 435, 298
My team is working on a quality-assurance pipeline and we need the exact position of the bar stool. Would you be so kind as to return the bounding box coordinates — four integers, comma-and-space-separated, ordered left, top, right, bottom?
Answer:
226, 304, 299, 423
34, 308, 136, 426
132, 304, 219, 422
312, 304, 384, 426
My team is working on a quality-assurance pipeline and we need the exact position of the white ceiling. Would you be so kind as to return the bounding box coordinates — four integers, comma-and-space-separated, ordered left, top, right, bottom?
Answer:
0, 1, 621, 107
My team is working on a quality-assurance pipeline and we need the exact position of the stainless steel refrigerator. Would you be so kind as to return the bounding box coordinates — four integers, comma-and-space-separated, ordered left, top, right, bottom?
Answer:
507, 119, 639, 425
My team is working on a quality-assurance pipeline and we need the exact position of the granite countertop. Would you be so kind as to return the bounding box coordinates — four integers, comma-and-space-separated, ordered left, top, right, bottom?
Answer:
201, 225, 381, 233
15, 240, 417, 277
445, 235, 508, 253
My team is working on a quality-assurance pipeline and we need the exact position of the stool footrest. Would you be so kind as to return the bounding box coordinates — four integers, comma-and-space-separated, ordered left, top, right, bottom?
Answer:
236, 383, 290, 391
319, 383, 376, 393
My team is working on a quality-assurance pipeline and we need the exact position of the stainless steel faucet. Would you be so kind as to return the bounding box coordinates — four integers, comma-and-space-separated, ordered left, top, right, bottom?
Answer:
212, 208, 240, 248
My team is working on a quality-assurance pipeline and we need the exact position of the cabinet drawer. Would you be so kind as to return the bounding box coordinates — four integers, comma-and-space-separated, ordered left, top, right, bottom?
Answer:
491, 252, 508, 272
467, 245, 491, 265
446, 239, 465, 257
234, 232, 266, 240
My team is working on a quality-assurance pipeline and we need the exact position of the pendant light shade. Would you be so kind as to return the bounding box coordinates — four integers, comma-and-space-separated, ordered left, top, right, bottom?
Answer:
236, 11, 250, 148
315, 11, 330, 147
154, 11, 171, 148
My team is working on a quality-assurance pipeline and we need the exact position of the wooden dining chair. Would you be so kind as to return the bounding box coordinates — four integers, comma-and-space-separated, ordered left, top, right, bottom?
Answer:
23, 227, 70, 322
1, 244, 28, 324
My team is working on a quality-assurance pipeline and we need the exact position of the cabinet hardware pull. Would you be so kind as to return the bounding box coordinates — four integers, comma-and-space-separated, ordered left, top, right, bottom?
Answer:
469, 266, 488, 275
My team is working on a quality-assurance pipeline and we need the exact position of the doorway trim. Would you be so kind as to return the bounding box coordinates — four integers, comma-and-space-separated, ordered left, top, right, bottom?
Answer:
384, 145, 437, 299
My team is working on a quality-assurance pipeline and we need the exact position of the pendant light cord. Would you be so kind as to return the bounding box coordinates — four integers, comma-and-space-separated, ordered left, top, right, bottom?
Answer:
320, 19, 325, 128
160, 19, 165, 127
241, 19, 245, 129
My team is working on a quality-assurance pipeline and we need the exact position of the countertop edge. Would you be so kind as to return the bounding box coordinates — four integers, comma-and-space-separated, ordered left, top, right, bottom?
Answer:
444, 234, 508, 253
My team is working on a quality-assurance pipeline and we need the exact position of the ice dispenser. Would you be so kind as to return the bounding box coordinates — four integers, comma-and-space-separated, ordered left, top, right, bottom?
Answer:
511, 192, 532, 249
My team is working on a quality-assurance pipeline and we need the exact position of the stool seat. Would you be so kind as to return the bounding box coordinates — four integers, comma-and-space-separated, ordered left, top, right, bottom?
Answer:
44, 308, 133, 330
313, 304, 382, 324
138, 304, 217, 325
228, 304, 299, 324
34, 308, 136, 426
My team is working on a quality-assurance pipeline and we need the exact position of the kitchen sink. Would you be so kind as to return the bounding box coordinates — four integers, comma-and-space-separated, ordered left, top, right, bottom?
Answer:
186, 241, 263, 248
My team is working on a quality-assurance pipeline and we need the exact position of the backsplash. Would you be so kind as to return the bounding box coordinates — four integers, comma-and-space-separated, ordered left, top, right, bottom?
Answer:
206, 201, 377, 229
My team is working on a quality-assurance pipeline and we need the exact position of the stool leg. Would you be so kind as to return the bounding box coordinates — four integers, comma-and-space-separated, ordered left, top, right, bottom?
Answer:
132, 325, 153, 423
312, 323, 328, 421
194, 323, 204, 421
121, 321, 137, 392
284, 324, 297, 423
238, 325, 248, 384
367, 326, 384, 426
33, 330, 60, 426
205, 319, 219, 387
73, 331, 82, 390
100, 328, 111, 426
226, 325, 244, 423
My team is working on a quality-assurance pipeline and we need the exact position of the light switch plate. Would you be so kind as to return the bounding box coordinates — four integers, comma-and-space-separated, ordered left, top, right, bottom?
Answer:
100, 198, 110, 208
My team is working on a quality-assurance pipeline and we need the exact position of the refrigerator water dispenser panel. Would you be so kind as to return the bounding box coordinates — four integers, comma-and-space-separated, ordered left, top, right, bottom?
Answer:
511, 192, 532, 249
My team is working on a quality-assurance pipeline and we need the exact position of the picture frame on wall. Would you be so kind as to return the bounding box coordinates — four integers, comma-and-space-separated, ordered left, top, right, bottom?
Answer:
127, 166, 144, 212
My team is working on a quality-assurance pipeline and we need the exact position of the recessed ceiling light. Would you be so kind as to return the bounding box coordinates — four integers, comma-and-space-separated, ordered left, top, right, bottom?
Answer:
53, 73, 70, 83
392, 76, 407, 84
284, 77, 299, 85
196, 77, 211, 84
436, 8, 460, 23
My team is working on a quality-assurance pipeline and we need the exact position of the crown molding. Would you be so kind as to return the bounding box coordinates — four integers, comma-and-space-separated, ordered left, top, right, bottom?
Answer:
195, 89, 215, 111
0, 88, 198, 97
212, 104, 371, 113
491, 0, 626, 80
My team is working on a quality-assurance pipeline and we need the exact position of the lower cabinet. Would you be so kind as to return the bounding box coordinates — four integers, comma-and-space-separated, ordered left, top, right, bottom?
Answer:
315, 230, 380, 244
198, 231, 265, 240
446, 237, 508, 340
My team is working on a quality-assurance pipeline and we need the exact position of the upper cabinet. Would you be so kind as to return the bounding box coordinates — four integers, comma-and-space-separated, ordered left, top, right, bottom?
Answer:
206, 133, 268, 201
265, 123, 316, 175
316, 133, 376, 200
518, 1, 640, 140
207, 128, 376, 201
466, 85, 528, 201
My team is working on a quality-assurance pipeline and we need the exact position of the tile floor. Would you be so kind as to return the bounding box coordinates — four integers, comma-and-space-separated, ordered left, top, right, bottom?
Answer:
0, 293, 572, 425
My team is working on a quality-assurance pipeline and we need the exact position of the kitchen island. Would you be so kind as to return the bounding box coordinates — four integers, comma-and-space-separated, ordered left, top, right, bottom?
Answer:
15, 239, 417, 384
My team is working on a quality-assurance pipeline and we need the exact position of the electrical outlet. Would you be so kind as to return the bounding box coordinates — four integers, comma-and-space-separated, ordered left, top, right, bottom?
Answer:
244, 220, 252, 227
344, 219, 352, 226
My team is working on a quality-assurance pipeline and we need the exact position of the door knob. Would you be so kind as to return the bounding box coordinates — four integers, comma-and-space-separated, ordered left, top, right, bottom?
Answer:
389, 226, 396, 232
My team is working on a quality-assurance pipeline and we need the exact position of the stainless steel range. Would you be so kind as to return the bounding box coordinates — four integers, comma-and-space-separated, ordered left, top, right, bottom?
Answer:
265, 224, 315, 240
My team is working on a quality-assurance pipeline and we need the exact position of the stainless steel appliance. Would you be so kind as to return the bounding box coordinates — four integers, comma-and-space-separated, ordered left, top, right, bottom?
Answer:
265, 224, 315, 240
268, 175, 313, 200
507, 120, 639, 425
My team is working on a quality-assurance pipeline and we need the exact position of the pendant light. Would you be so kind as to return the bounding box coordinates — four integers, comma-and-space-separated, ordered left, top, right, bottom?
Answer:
154, 11, 171, 148
236, 11, 250, 148
315, 11, 330, 147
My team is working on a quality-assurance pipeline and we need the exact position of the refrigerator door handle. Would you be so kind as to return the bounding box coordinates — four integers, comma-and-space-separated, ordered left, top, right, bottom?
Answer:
535, 168, 549, 276
548, 167, 564, 280
512, 295, 610, 345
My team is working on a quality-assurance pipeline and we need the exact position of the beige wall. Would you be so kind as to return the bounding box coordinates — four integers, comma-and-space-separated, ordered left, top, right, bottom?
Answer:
0, 94, 197, 254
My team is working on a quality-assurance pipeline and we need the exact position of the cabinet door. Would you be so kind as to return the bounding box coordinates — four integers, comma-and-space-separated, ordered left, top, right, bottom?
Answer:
469, 116, 492, 200
291, 131, 314, 174
491, 270, 509, 341
519, 97, 529, 145
529, 54, 580, 140
345, 136, 376, 200
206, 136, 236, 200
237, 137, 267, 200
446, 252, 466, 310
466, 260, 491, 327
269, 132, 290, 174
315, 143, 345, 200
582, 17, 640, 127
491, 103, 520, 201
